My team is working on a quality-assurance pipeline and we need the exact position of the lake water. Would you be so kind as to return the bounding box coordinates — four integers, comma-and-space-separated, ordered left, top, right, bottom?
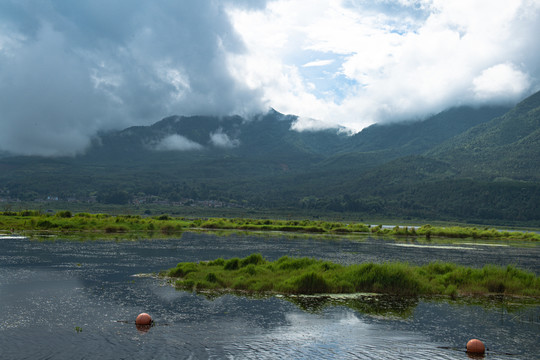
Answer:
1, 232, 539, 359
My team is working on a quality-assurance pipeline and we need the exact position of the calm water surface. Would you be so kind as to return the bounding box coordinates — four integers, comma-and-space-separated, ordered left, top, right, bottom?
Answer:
0, 232, 539, 359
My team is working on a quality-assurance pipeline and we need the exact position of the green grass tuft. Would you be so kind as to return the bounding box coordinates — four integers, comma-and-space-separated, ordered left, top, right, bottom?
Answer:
164, 254, 540, 297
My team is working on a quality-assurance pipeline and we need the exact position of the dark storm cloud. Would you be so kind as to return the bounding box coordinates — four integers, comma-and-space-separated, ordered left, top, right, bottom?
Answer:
0, 0, 267, 156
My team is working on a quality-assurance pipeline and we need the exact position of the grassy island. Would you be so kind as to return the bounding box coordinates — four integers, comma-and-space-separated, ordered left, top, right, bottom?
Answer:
164, 254, 540, 298
1, 210, 539, 241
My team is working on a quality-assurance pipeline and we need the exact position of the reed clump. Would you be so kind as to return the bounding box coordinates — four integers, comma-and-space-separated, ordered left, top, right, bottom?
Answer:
165, 254, 540, 297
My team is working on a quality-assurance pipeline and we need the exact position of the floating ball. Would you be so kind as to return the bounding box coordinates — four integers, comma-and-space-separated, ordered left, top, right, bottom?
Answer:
135, 313, 153, 325
466, 339, 485, 354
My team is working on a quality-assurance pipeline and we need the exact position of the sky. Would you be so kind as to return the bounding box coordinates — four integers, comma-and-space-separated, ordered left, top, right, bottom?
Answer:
0, 0, 539, 156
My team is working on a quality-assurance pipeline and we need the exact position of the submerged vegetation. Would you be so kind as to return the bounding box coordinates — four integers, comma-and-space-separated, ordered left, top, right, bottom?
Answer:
1, 210, 539, 241
164, 254, 540, 298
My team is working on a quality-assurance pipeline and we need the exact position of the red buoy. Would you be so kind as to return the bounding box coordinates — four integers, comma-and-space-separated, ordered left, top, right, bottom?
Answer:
135, 313, 153, 325
467, 339, 485, 354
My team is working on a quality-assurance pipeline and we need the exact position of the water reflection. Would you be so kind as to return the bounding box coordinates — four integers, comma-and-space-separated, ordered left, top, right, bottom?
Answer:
467, 353, 485, 359
244, 309, 449, 359
284, 294, 419, 318
0, 233, 538, 359
135, 323, 153, 334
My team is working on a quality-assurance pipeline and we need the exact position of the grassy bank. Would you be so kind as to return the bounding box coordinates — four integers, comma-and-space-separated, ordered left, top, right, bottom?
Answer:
164, 254, 540, 298
1, 210, 539, 241
0, 211, 189, 234
6, 200, 540, 229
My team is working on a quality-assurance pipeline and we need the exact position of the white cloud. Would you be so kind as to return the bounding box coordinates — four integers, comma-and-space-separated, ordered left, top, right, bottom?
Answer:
209, 129, 240, 148
291, 116, 344, 132
228, 0, 540, 131
0, 0, 539, 156
473, 63, 531, 102
154, 134, 203, 151
302, 59, 335, 67
0, 1, 265, 156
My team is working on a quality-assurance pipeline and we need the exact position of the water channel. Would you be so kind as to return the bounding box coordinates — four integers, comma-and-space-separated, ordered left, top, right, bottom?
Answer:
1, 232, 539, 359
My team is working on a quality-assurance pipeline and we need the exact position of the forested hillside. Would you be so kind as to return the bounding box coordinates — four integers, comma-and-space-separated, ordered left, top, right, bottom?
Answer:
428, 91, 540, 180
0, 91, 538, 225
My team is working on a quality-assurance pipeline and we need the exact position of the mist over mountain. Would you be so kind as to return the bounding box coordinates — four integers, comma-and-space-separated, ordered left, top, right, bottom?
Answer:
2, 1, 539, 157
1, 91, 539, 225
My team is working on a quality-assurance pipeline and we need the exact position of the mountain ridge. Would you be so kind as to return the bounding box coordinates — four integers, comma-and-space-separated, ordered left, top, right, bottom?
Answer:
427, 90, 540, 181
1, 91, 539, 224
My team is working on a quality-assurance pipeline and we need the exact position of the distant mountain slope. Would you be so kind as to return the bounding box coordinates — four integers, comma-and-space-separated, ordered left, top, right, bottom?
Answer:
87, 104, 507, 166
86, 110, 346, 168
428, 90, 540, 180
346, 106, 510, 154
318, 105, 509, 173
1, 92, 538, 224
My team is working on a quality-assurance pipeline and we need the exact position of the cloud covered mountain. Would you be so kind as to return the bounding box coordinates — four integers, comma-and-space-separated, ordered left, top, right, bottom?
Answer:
1, 1, 539, 157
1, 90, 539, 224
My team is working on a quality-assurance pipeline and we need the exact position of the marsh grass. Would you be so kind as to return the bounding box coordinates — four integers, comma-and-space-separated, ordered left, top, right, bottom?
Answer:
2, 211, 539, 241
165, 254, 540, 298
0, 211, 190, 234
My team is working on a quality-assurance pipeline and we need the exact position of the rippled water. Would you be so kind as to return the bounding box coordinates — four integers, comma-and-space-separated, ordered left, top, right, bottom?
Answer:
0, 232, 539, 359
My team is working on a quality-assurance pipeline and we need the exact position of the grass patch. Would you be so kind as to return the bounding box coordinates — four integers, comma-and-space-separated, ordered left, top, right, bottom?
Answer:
4, 210, 540, 241
164, 254, 540, 297
2, 211, 540, 242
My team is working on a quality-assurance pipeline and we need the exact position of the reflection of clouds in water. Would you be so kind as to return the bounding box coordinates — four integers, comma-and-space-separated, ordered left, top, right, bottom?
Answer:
0, 269, 85, 329
279, 310, 373, 347
391, 243, 476, 250
338, 311, 362, 325
266, 310, 368, 356
458, 243, 509, 247
0, 235, 27, 240
246, 308, 435, 359
281, 310, 370, 341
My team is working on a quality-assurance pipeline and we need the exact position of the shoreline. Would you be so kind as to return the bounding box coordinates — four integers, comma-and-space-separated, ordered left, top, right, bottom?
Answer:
2, 210, 539, 241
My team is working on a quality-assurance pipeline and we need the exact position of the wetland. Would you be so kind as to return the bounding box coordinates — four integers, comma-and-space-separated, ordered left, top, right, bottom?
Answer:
1, 228, 539, 359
